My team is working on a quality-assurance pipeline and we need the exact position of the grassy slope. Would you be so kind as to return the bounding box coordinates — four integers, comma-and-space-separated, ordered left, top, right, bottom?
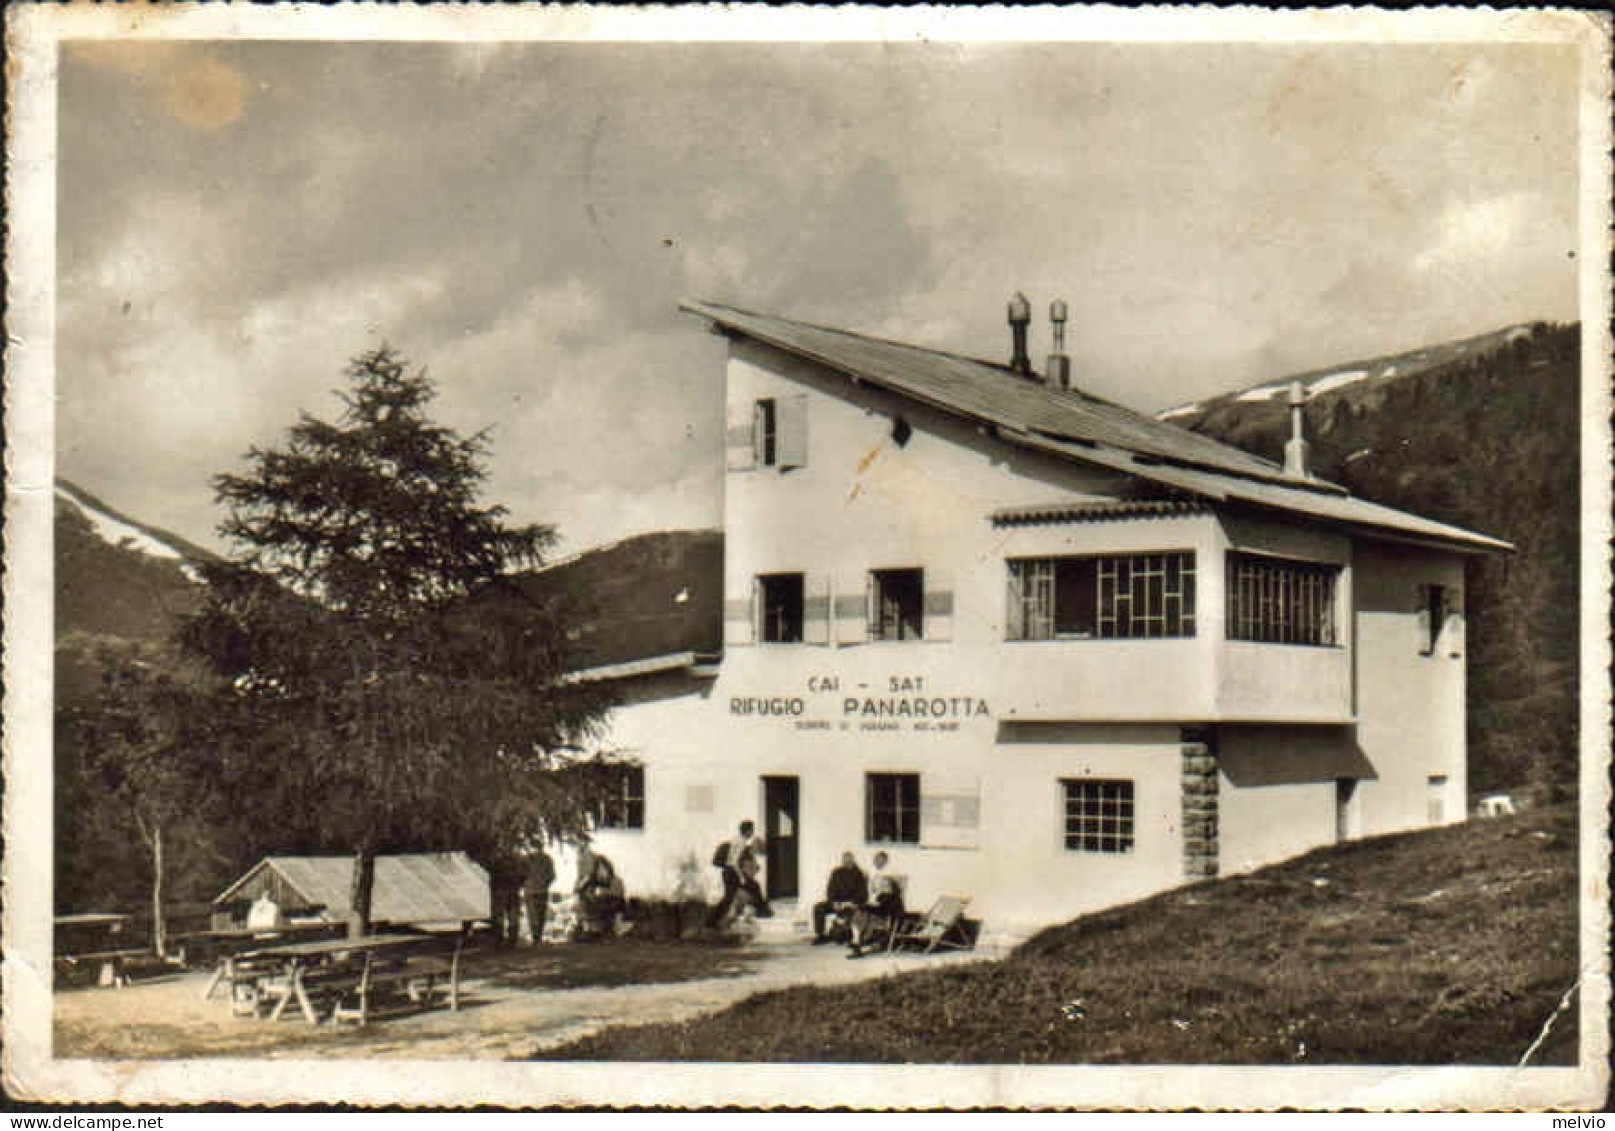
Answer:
541, 805, 1579, 1064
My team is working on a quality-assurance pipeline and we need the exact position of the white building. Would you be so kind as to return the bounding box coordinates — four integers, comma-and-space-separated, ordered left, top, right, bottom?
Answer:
576, 298, 1509, 941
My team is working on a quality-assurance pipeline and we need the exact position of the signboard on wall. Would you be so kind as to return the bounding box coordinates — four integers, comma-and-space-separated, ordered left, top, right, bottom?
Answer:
728, 673, 992, 734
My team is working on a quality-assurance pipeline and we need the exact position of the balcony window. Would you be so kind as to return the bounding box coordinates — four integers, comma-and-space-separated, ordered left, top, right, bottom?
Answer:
870, 568, 925, 641
1007, 552, 1195, 640
1226, 552, 1339, 646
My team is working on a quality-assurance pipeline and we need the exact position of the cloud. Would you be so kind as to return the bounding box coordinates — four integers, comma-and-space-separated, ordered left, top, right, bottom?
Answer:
55, 39, 1582, 551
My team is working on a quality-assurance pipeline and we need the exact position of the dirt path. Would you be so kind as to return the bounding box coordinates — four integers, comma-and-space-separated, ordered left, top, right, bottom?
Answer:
54, 936, 999, 1060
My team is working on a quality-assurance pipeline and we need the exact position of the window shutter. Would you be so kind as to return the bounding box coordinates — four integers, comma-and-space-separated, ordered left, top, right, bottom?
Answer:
1414, 584, 1434, 656
1443, 588, 1465, 658
776, 394, 809, 470
835, 575, 870, 645
920, 773, 980, 849
803, 570, 831, 645
724, 584, 755, 646
726, 402, 757, 472
1006, 562, 1025, 641
923, 567, 953, 641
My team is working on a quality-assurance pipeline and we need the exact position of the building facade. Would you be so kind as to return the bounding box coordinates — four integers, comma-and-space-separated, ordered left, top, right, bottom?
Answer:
577, 300, 1505, 940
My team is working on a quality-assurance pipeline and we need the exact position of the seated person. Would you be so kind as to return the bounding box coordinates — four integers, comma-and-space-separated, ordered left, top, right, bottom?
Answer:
847, 851, 904, 957
812, 851, 868, 944
576, 853, 627, 937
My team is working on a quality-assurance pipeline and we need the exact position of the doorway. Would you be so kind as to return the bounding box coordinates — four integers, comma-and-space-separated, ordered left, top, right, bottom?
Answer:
761, 776, 799, 900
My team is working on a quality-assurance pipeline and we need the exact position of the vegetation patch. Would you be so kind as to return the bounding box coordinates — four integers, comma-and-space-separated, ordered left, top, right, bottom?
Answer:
539, 805, 1579, 1064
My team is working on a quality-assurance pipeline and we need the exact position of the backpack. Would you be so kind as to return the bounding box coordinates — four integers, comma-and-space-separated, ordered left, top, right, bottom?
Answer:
711, 839, 730, 868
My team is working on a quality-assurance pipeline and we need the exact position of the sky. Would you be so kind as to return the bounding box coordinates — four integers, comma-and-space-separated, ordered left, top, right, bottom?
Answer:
57, 37, 1582, 557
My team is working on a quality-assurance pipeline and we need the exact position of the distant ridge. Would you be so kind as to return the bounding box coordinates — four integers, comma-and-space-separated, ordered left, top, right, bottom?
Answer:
1160, 320, 1580, 799
1158, 320, 1550, 426
511, 529, 724, 673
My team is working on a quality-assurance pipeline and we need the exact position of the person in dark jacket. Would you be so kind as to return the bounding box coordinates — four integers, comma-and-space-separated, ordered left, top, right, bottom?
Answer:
811, 852, 868, 944
522, 846, 556, 946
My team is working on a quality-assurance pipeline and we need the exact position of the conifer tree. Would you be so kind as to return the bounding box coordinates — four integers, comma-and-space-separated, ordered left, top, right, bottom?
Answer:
185, 347, 614, 936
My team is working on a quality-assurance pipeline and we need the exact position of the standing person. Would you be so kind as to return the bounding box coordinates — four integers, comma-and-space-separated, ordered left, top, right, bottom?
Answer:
489, 852, 525, 948
812, 852, 868, 944
848, 850, 903, 957
708, 819, 773, 927
522, 845, 556, 946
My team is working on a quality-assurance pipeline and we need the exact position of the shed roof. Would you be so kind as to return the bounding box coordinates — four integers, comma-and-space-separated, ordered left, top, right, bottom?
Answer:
214, 853, 490, 923
682, 300, 1511, 554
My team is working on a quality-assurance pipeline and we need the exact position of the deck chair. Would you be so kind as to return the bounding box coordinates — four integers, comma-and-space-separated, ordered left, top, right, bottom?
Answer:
887, 895, 973, 954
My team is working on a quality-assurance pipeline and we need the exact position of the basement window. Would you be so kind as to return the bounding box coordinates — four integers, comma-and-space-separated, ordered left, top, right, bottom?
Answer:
870, 568, 925, 641
1007, 552, 1196, 640
1226, 552, 1340, 646
594, 764, 645, 830
1062, 779, 1134, 854
866, 772, 921, 844
756, 573, 805, 643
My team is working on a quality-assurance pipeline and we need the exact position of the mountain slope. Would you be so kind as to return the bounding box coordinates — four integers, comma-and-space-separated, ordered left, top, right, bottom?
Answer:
55, 479, 215, 705
1162, 322, 1581, 799
542, 803, 1578, 1065
509, 530, 724, 671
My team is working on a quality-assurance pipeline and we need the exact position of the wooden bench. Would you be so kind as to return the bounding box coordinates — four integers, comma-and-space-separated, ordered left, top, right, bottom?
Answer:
54, 947, 158, 989
327, 940, 465, 1027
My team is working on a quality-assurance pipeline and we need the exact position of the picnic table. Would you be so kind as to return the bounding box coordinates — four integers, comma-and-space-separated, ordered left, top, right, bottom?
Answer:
222, 932, 465, 1027
192, 922, 344, 994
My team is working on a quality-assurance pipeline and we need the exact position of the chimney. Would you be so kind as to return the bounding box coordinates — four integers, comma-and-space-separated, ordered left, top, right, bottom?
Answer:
1007, 292, 1032, 376
1046, 299, 1071, 389
1283, 381, 1310, 478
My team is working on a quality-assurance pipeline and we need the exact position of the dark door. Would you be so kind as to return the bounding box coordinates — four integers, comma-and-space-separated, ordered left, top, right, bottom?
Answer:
761, 776, 799, 900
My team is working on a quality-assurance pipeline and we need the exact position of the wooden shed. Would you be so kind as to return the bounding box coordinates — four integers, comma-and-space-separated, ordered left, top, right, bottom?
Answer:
212, 852, 490, 930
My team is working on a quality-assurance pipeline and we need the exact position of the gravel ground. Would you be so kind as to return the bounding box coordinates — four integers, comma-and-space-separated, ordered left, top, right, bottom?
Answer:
53, 934, 999, 1060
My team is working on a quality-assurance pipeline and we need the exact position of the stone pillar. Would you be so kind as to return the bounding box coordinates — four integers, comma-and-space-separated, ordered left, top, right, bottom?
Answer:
1181, 726, 1220, 879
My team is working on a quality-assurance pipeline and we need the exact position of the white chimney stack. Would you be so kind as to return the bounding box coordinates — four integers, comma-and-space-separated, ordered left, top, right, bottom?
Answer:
1283, 381, 1310, 478
1046, 299, 1071, 389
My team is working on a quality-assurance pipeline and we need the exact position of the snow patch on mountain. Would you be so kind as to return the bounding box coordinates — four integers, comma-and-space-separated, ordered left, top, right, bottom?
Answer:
1158, 402, 1201, 420
1236, 384, 1285, 403
56, 483, 203, 582
1307, 368, 1370, 397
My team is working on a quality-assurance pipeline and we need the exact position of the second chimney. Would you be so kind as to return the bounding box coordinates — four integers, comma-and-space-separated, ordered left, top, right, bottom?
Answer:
1046, 299, 1071, 389
1283, 381, 1310, 478
1007, 292, 1032, 376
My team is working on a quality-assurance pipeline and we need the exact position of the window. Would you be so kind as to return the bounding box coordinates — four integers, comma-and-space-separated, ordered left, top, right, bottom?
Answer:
595, 764, 645, 830
1007, 552, 1195, 640
1421, 581, 1459, 652
757, 573, 804, 642
870, 568, 925, 641
753, 399, 778, 466
866, 773, 921, 844
1426, 775, 1447, 825
728, 395, 809, 471
1062, 779, 1134, 854
1226, 553, 1340, 646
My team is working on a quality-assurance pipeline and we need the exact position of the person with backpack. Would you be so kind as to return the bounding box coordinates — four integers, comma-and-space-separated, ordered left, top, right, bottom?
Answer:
708, 819, 773, 927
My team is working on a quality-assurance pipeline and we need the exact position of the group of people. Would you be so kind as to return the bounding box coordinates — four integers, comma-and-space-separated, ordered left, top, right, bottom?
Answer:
490, 821, 904, 952
489, 844, 627, 946
812, 849, 904, 957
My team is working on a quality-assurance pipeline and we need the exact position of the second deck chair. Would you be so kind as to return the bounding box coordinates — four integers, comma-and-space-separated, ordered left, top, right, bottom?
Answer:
887, 895, 973, 954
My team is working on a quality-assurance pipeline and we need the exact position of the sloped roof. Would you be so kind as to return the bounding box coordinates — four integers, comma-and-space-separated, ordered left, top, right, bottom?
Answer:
681, 299, 1325, 491
215, 853, 490, 923
683, 300, 1511, 554
1008, 429, 1513, 553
